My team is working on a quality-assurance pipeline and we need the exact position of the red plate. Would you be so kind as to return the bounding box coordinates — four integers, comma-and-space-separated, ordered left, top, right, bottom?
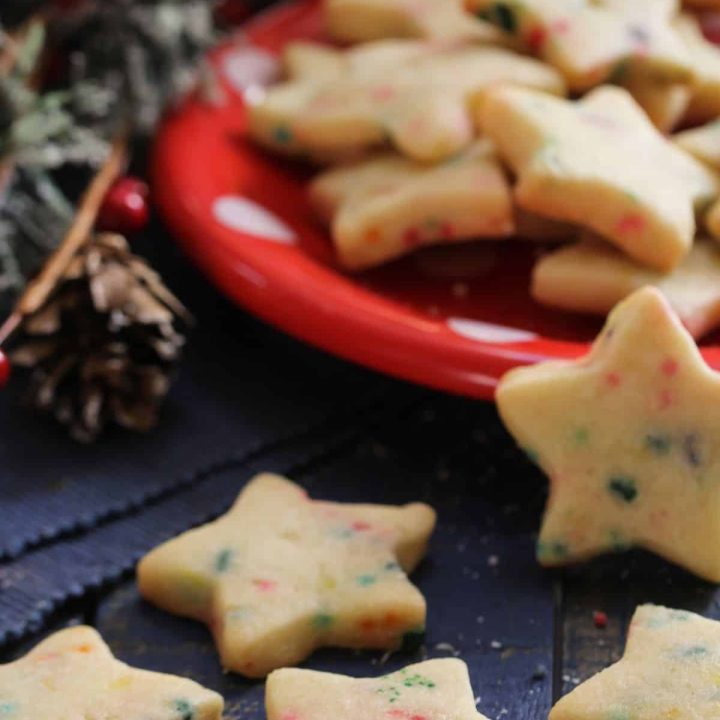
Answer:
152, 0, 720, 400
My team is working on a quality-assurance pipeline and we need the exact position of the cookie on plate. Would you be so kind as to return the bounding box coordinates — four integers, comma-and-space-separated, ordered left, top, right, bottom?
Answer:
310, 140, 514, 270
248, 39, 565, 163
532, 236, 720, 339
498, 286, 720, 582
467, 0, 693, 105
266, 659, 489, 720
325, 0, 504, 45
0, 626, 223, 719
550, 605, 720, 720
138, 473, 436, 677
674, 118, 720, 240
478, 85, 719, 271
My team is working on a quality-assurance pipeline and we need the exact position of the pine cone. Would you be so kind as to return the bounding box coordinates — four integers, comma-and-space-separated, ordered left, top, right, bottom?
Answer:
9, 232, 191, 442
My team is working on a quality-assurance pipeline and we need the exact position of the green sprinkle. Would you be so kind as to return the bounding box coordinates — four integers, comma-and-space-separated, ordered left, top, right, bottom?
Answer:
609, 529, 632, 553
401, 673, 436, 689
537, 540, 569, 561
213, 548, 234, 574
0, 704, 18, 716
681, 645, 708, 657
523, 447, 540, 464
384, 561, 401, 572
607, 476, 637, 503
645, 434, 671, 456
173, 699, 195, 720
479, 3, 518, 33
357, 574, 377, 586
607, 710, 632, 720
272, 126, 292, 145
312, 613, 334, 630
573, 427, 590, 445
400, 627, 426, 652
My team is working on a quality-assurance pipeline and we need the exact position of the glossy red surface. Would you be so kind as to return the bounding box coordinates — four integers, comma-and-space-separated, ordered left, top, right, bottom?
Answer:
152, 0, 720, 400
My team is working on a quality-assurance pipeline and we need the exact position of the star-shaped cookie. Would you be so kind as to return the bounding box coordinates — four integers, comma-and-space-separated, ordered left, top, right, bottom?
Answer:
310, 140, 514, 270
248, 39, 565, 163
550, 605, 720, 720
479, 85, 719, 271
466, 0, 692, 92
532, 236, 720, 339
0, 625, 223, 719
676, 13, 720, 125
266, 658, 489, 720
497, 286, 720, 581
138, 473, 436, 678
325, 0, 504, 44
674, 118, 720, 241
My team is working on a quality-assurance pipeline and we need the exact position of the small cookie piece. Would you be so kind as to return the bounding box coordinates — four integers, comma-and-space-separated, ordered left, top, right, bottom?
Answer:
310, 141, 514, 270
675, 117, 720, 168
138, 473, 436, 678
266, 659, 489, 720
676, 13, 720, 124
466, 0, 692, 90
248, 40, 565, 163
325, 0, 503, 44
0, 626, 223, 719
533, 237, 720, 338
479, 85, 719, 271
674, 119, 720, 240
497, 286, 720, 582
550, 605, 720, 720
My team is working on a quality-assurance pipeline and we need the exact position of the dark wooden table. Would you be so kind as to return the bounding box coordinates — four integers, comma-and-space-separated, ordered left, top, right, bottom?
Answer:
0, 211, 716, 719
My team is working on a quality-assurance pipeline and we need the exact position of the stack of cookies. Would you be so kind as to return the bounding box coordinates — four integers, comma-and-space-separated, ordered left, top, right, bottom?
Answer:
248, 0, 720, 340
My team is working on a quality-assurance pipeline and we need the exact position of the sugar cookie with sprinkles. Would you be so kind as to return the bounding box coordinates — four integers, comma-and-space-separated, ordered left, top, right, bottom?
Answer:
532, 236, 720, 339
138, 473, 436, 677
497, 286, 720, 582
310, 140, 514, 270
466, 0, 692, 93
247, 39, 565, 163
325, 0, 504, 44
675, 13, 720, 125
550, 605, 720, 720
0, 625, 223, 720
674, 118, 720, 241
266, 658, 489, 720
479, 85, 719, 271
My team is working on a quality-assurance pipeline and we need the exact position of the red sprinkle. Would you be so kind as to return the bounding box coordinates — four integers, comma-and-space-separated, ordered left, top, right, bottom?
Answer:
527, 25, 548, 52
605, 372, 621, 388
658, 389, 673, 411
352, 520, 372, 532
550, 18, 570, 34
661, 359, 678, 377
616, 213, 645, 235
593, 610, 608, 629
252, 578, 277, 592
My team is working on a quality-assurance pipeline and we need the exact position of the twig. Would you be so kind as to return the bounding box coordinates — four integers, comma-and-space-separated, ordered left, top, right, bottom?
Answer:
0, 136, 126, 345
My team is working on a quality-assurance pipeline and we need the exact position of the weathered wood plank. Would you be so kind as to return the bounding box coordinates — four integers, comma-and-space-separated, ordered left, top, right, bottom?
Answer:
560, 552, 719, 700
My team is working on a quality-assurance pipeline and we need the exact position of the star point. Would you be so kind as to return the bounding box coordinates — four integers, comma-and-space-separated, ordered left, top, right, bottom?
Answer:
550, 605, 720, 720
498, 286, 720, 581
479, 85, 718, 271
0, 626, 223, 720
266, 658, 489, 720
138, 473, 436, 677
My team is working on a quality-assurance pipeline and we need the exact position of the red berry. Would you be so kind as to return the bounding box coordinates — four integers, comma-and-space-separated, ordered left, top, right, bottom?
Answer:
214, 0, 252, 26
97, 177, 150, 235
699, 11, 720, 45
593, 610, 608, 629
0, 350, 11, 388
